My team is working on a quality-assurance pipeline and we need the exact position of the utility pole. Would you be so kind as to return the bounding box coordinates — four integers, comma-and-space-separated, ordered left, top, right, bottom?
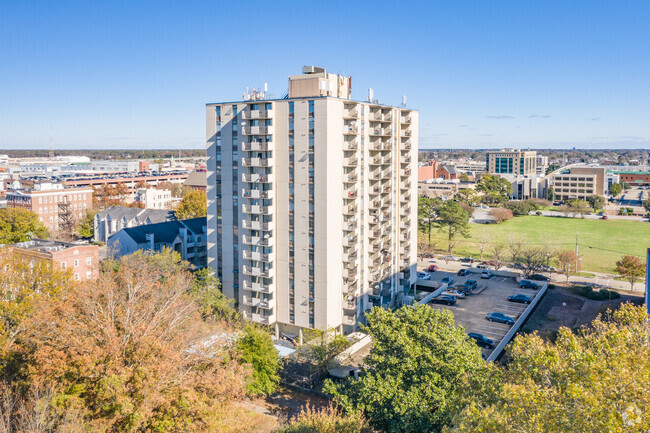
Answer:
575, 232, 579, 273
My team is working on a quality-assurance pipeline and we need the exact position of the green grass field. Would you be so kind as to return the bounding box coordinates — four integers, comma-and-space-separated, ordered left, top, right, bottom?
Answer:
419, 215, 650, 274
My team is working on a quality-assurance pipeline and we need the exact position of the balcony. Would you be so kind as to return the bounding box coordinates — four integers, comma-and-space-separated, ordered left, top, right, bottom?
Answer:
343, 220, 357, 231
242, 250, 271, 262
343, 251, 358, 263
251, 313, 270, 325
243, 266, 272, 278
242, 157, 274, 167
368, 170, 382, 180
343, 125, 358, 135
342, 314, 356, 326
400, 129, 412, 138
242, 280, 273, 294
242, 142, 272, 152
242, 173, 274, 183
242, 109, 271, 119
400, 168, 411, 177
344, 186, 358, 198
343, 140, 358, 151
343, 156, 358, 166
343, 267, 358, 279
343, 204, 357, 215
343, 298, 357, 310
400, 115, 411, 124
343, 235, 358, 247
401, 155, 412, 164
381, 168, 391, 178
242, 235, 274, 247
369, 200, 381, 210
343, 107, 359, 118
242, 220, 273, 231
344, 171, 358, 182
243, 125, 274, 135
242, 296, 274, 309
242, 204, 274, 215
401, 193, 411, 202
242, 189, 271, 199
401, 141, 411, 151
371, 127, 392, 137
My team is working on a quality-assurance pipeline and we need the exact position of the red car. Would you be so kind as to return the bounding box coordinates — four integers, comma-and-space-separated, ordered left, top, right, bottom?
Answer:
601, 215, 608, 220
428, 264, 438, 272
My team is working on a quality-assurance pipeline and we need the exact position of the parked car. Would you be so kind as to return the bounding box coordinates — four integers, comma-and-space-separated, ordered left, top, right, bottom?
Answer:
601, 215, 608, 220
468, 332, 495, 349
428, 264, 438, 272
508, 294, 533, 304
457, 269, 470, 276
441, 276, 454, 285
528, 274, 549, 281
486, 312, 515, 325
443, 290, 466, 299
519, 280, 539, 290
417, 272, 431, 280
466, 279, 478, 289
460, 257, 475, 263
481, 270, 493, 279
454, 284, 474, 295
431, 295, 457, 306
441, 255, 460, 261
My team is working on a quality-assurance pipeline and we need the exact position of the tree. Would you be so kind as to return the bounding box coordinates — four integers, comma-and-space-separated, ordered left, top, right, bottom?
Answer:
556, 249, 581, 282
475, 175, 512, 205
21, 250, 251, 431
0, 208, 49, 244
459, 201, 474, 218
507, 234, 525, 264
237, 325, 280, 396
175, 190, 207, 220
436, 200, 471, 253
325, 305, 492, 433
279, 405, 372, 433
474, 230, 491, 259
418, 196, 441, 246
490, 243, 507, 270
643, 197, 650, 213
450, 304, 650, 433
488, 207, 513, 223
547, 186, 555, 202
189, 267, 239, 322
504, 200, 535, 216
459, 172, 470, 182
567, 199, 591, 218
455, 188, 477, 205
615, 255, 646, 291
304, 328, 350, 374
609, 183, 622, 196
586, 194, 606, 211
76, 210, 96, 239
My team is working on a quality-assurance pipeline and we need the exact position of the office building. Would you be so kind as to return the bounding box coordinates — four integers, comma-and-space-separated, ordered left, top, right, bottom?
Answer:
6, 182, 93, 234
486, 149, 537, 175
206, 66, 418, 337
551, 167, 606, 201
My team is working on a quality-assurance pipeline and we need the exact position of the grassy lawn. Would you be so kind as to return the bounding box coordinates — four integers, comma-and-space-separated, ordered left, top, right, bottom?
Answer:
419, 215, 650, 274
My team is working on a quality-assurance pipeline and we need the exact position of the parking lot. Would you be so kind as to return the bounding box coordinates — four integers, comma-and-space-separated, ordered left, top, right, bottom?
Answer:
417, 263, 543, 357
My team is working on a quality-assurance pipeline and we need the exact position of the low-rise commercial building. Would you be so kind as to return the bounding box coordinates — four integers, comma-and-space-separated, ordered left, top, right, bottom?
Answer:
183, 171, 207, 192
418, 180, 466, 199
134, 188, 173, 209
108, 217, 207, 268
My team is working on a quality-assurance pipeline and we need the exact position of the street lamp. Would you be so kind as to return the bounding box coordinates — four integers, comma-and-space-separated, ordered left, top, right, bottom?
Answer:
562, 302, 567, 327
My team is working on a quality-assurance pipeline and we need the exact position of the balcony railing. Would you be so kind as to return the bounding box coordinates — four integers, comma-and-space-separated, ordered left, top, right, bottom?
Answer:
243, 125, 274, 135
242, 109, 271, 119
242, 142, 272, 152
242, 189, 271, 199
242, 280, 273, 294
241, 220, 273, 231
243, 266, 272, 278
241, 173, 274, 183
242, 157, 274, 167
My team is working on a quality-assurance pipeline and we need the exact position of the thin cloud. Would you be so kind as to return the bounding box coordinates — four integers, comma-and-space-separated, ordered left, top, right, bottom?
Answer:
528, 114, 551, 119
486, 115, 514, 119
590, 117, 601, 121
480, 134, 495, 137
457, 124, 469, 128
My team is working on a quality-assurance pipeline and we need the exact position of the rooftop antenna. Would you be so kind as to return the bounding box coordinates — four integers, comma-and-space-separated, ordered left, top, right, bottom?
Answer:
264, 82, 268, 99
400, 95, 407, 108
368, 88, 374, 103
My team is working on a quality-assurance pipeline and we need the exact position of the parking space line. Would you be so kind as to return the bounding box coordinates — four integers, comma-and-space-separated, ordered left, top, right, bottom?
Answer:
500, 277, 508, 283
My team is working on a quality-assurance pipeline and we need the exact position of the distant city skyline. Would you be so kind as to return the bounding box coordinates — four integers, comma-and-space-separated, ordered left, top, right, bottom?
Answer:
1, 1, 649, 150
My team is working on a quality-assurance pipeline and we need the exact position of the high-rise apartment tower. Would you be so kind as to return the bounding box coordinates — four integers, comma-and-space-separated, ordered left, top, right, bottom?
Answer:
206, 67, 418, 338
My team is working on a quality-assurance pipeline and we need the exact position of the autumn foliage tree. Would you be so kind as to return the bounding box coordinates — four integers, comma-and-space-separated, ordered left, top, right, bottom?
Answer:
488, 207, 513, 223
615, 255, 646, 291
5, 250, 255, 432
175, 190, 207, 220
556, 249, 581, 282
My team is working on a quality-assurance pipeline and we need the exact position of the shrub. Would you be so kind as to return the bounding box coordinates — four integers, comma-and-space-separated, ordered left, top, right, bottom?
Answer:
567, 285, 620, 300
489, 207, 514, 223
535, 211, 542, 216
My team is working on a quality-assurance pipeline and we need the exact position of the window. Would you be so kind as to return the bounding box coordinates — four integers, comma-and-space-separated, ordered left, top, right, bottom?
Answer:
250, 119, 259, 126
74, 259, 79, 267
74, 273, 80, 281
265, 119, 273, 126
265, 103, 272, 110
86, 257, 92, 266
61, 262, 67, 269
86, 271, 92, 279
250, 103, 259, 110
39, 197, 42, 204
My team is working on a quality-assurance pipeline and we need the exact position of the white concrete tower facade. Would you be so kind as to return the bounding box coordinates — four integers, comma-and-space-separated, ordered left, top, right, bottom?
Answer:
206, 67, 418, 337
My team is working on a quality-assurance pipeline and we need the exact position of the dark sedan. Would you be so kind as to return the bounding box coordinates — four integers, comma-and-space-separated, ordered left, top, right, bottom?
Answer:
528, 274, 549, 281
508, 294, 533, 304
431, 295, 457, 306
468, 332, 495, 349
486, 312, 515, 325
457, 269, 470, 276
519, 280, 540, 290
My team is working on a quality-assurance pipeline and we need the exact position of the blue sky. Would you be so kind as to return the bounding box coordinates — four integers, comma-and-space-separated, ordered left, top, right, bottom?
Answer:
1, 1, 649, 150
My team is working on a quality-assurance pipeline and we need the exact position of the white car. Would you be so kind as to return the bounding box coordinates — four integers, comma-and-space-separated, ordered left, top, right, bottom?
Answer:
417, 272, 431, 280
481, 270, 494, 279
443, 290, 466, 299
441, 255, 460, 261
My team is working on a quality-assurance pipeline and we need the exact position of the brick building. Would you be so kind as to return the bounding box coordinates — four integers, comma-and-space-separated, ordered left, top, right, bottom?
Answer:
6, 182, 93, 234
9, 239, 99, 281
418, 160, 459, 181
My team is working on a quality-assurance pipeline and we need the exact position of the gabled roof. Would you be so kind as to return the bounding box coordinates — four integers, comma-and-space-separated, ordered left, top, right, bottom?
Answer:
97, 206, 175, 224
118, 217, 207, 245
443, 166, 460, 175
